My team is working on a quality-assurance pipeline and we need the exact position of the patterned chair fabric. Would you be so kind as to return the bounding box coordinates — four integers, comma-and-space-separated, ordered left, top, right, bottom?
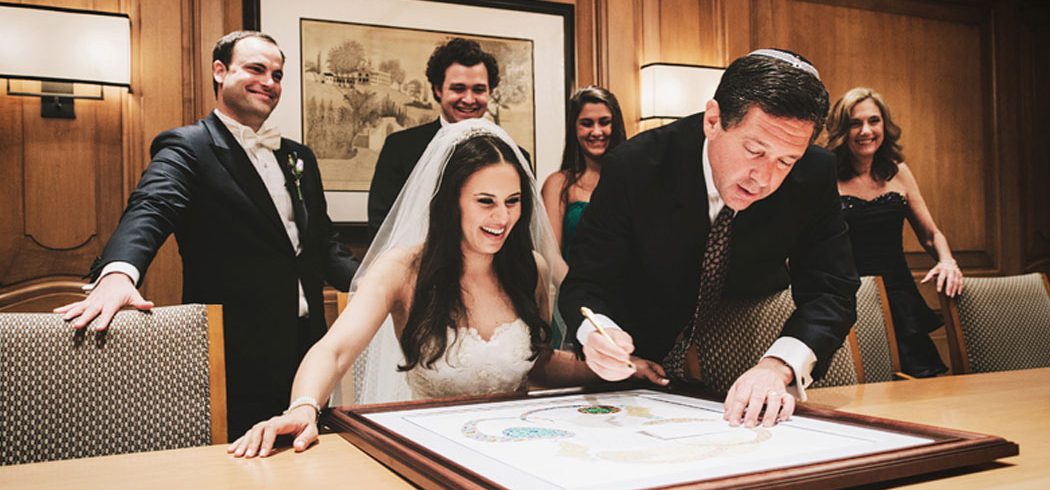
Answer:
694, 288, 860, 395
0, 305, 220, 465
852, 276, 899, 383
943, 273, 1050, 374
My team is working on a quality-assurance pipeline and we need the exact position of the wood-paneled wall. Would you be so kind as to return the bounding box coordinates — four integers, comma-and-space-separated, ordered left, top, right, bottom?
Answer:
584, 0, 1049, 278
0, 0, 240, 311
756, 0, 993, 270
2, 0, 1047, 315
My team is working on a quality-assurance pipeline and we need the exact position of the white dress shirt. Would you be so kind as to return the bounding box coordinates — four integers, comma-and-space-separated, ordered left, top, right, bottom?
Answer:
576, 138, 818, 400
90, 109, 310, 318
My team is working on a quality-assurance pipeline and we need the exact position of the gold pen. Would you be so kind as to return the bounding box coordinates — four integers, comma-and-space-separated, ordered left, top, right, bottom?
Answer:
580, 306, 635, 370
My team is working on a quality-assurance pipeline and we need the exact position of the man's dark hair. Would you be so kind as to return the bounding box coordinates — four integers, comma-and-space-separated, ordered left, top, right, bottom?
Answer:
211, 30, 285, 96
425, 38, 500, 101
712, 49, 829, 142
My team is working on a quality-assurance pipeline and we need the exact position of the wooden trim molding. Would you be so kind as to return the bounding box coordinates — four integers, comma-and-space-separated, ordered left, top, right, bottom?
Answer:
938, 292, 970, 375
206, 304, 229, 444
846, 329, 865, 383
798, 0, 986, 24
0, 279, 86, 312
873, 277, 902, 374
337, 291, 350, 314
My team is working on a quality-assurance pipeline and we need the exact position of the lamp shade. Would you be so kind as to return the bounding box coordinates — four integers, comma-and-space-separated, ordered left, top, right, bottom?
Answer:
640, 63, 724, 120
0, 4, 131, 87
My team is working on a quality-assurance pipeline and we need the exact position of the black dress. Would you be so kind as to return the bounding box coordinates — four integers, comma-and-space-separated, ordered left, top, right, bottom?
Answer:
841, 192, 948, 377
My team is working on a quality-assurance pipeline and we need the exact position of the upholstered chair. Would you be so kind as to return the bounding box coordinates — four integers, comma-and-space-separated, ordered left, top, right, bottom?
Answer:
940, 273, 1050, 374
852, 276, 905, 383
0, 304, 226, 465
693, 288, 861, 395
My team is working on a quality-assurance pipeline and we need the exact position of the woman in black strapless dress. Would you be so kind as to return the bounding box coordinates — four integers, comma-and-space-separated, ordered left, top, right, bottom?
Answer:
826, 87, 963, 378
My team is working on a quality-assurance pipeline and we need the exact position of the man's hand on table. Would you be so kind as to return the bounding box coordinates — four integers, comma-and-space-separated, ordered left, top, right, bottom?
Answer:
724, 357, 796, 428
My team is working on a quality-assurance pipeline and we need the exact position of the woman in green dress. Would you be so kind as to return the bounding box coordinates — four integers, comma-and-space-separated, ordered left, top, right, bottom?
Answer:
541, 86, 626, 346
541, 86, 627, 258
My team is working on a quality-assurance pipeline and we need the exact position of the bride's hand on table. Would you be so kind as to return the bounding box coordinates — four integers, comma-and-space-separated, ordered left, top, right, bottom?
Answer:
227, 406, 319, 458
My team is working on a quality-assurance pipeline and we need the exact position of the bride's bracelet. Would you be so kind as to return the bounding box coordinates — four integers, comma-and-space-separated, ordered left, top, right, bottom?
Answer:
285, 395, 322, 422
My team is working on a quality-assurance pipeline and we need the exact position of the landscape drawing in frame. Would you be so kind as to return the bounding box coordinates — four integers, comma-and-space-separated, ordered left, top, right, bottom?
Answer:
299, 19, 535, 193
251, 0, 574, 223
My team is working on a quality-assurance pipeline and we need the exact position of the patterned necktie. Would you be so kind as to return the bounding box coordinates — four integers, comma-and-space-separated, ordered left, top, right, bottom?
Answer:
662, 205, 735, 380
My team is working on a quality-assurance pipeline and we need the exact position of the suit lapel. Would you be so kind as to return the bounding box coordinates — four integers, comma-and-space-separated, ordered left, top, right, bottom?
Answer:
422, 118, 441, 140
203, 113, 294, 252
668, 114, 711, 236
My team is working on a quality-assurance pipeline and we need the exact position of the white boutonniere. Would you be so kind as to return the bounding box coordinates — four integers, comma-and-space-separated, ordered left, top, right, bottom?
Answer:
287, 151, 304, 201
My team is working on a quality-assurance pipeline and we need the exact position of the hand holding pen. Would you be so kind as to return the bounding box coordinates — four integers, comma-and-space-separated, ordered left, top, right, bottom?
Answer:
579, 307, 668, 385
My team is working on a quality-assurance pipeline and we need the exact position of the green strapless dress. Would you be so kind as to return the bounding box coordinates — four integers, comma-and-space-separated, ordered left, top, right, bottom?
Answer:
553, 201, 589, 348
561, 201, 589, 260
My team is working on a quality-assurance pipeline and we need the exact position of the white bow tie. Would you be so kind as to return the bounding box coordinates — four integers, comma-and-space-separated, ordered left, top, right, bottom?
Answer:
243, 125, 281, 151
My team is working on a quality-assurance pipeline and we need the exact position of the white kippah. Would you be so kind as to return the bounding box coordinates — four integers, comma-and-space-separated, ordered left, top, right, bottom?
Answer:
747, 49, 821, 80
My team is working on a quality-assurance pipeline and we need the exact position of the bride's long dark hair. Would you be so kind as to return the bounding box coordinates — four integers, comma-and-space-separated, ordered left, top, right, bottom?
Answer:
398, 134, 551, 371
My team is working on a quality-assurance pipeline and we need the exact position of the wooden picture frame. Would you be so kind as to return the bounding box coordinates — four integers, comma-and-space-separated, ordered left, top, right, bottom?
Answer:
325, 387, 1017, 489
245, 0, 574, 223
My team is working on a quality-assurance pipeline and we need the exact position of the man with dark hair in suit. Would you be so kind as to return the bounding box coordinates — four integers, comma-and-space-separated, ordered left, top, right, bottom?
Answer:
560, 49, 859, 428
367, 37, 500, 239
56, 30, 359, 440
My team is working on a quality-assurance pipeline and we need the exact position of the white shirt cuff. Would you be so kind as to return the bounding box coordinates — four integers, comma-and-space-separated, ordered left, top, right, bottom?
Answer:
576, 312, 621, 346
763, 337, 816, 402
83, 262, 141, 292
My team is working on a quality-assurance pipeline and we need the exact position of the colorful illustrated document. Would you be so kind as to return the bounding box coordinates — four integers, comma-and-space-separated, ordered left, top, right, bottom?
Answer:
362, 389, 933, 489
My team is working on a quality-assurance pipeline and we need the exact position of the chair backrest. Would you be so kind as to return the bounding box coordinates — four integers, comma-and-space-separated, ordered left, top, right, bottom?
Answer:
694, 288, 861, 395
852, 276, 901, 383
0, 304, 226, 465
940, 273, 1050, 374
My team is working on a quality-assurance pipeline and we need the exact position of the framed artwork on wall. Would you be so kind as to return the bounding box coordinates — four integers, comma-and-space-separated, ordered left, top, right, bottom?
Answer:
246, 0, 574, 223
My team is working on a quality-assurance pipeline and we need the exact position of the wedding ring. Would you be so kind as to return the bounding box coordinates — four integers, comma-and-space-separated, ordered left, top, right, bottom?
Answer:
767, 390, 783, 399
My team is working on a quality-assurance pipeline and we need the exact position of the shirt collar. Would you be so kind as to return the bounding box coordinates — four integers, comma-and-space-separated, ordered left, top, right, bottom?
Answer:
702, 138, 720, 206
702, 138, 731, 223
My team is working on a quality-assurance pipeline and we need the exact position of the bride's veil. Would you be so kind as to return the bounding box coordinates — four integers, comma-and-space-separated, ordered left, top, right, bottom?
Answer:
331, 118, 565, 406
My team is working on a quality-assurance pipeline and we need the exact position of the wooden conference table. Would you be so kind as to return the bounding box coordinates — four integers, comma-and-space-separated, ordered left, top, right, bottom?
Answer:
2, 367, 1046, 489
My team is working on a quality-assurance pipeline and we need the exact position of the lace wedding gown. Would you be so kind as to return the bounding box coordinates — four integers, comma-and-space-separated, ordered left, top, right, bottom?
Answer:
405, 319, 536, 400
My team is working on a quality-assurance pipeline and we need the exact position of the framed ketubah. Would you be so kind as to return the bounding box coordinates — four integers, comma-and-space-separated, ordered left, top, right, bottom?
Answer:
324, 387, 1018, 489
246, 0, 574, 223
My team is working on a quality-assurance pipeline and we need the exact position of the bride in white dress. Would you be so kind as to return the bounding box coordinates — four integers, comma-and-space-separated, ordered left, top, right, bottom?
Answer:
229, 119, 665, 458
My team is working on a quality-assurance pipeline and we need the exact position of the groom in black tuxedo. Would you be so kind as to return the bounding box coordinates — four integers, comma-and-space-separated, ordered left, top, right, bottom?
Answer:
57, 31, 359, 439
560, 50, 859, 428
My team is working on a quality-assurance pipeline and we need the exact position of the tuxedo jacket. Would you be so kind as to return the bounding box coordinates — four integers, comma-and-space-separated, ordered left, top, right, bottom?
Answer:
96, 112, 358, 435
558, 113, 859, 380
367, 118, 532, 239
367, 119, 442, 239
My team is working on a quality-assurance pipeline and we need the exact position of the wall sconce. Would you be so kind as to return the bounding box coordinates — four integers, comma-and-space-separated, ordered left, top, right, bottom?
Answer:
640, 63, 724, 120
0, 4, 131, 119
